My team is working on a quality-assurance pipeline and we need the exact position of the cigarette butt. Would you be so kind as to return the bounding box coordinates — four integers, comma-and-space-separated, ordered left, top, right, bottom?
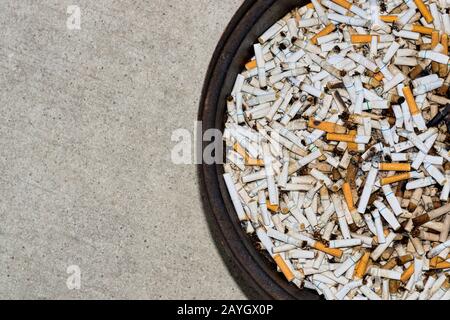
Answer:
434, 261, 450, 269
432, 31, 440, 73
373, 229, 390, 245
366, 77, 381, 88
380, 173, 411, 185
412, 213, 430, 227
400, 264, 414, 283
347, 130, 358, 152
438, 83, 449, 96
354, 251, 370, 279
294, 10, 301, 22
429, 256, 441, 268
409, 64, 424, 79
430, 257, 450, 269
442, 34, 448, 53
413, 0, 433, 24
380, 15, 398, 23
246, 157, 264, 166
234, 143, 264, 166
379, 163, 411, 171
351, 34, 376, 43
373, 72, 384, 82
410, 24, 434, 35
223, 1, 450, 298
308, 118, 347, 133
311, 23, 336, 44
402, 86, 420, 115
397, 254, 414, 265
326, 133, 352, 143
389, 280, 401, 294
313, 241, 343, 258
381, 258, 398, 270
266, 201, 279, 213
326, 133, 368, 143
331, 0, 352, 10
431, 31, 439, 49
343, 182, 355, 210
245, 59, 257, 70
273, 254, 295, 282
233, 143, 246, 157
439, 34, 448, 77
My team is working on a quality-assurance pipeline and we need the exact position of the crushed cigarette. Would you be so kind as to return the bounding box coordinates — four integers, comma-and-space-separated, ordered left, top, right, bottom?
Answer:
222, 0, 450, 300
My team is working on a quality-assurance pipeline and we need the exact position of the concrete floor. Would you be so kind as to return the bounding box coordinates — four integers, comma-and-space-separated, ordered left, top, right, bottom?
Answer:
0, 0, 248, 299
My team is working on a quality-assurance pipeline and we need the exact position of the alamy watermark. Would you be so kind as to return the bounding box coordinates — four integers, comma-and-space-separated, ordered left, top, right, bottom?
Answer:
66, 265, 81, 290
66, 5, 81, 30
171, 121, 224, 165
171, 121, 284, 166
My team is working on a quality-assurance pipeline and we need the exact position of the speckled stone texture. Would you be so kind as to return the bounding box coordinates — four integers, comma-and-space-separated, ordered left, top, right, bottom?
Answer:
0, 0, 247, 299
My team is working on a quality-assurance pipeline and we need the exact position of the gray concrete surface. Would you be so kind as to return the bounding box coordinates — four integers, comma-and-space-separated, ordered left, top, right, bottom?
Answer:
0, 0, 247, 299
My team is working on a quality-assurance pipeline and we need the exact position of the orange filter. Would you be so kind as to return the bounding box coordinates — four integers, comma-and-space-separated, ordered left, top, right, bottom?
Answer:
326, 133, 355, 143
311, 23, 336, 44
351, 34, 375, 43
331, 0, 352, 9
379, 163, 412, 171
353, 251, 370, 279
402, 86, 420, 116
413, 0, 433, 23
245, 59, 257, 70
266, 201, 279, 213
308, 118, 346, 133
342, 182, 355, 211
313, 242, 343, 258
380, 173, 411, 185
273, 254, 295, 282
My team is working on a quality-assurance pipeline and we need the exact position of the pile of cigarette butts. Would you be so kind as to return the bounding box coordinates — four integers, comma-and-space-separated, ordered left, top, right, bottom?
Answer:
222, 0, 450, 300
